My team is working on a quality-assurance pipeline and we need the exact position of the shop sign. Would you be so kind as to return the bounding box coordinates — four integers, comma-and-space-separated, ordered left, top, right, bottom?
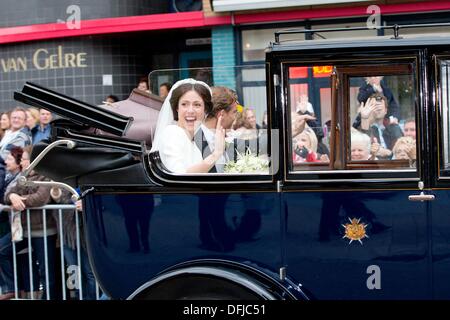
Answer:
1, 45, 87, 73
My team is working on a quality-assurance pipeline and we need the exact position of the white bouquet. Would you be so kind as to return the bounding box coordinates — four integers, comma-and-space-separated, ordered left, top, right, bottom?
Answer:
224, 149, 270, 174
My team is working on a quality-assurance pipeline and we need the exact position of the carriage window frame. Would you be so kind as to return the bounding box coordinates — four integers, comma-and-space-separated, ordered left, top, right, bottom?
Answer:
284, 63, 334, 172
283, 55, 421, 182
147, 127, 278, 185
145, 65, 278, 186
436, 55, 450, 180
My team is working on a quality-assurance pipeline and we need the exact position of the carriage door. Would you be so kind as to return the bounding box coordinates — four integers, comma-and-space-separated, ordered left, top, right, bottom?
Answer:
431, 54, 450, 299
282, 57, 431, 299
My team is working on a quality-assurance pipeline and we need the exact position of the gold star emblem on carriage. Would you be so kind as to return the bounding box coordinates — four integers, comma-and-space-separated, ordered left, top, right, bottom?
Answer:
342, 217, 368, 244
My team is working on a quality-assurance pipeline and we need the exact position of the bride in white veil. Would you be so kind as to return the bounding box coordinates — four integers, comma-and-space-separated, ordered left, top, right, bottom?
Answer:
150, 78, 225, 173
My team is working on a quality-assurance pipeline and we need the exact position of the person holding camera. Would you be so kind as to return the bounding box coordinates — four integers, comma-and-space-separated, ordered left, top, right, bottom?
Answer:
352, 76, 400, 130
292, 127, 329, 164
293, 128, 318, 163
358, 76, 400, 120
356, 93, 403, 159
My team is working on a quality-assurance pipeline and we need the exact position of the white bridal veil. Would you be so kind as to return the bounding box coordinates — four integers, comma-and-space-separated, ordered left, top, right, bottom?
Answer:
150, 78, 212, 153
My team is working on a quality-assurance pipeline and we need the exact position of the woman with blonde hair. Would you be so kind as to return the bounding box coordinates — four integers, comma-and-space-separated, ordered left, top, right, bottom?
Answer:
25, 108, 40, 132
293, 127, 319, 163
233, 107, 259, 140
233, 109, 245, 131
392, 136, 416, 162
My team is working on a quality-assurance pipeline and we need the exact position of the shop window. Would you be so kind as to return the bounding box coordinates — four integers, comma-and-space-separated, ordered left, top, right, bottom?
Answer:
310, 22, 377, 39
385, 26, 446, 37
241, 28, 305, 62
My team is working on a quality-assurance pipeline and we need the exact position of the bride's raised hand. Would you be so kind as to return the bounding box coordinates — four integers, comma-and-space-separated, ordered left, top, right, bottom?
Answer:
213, 115, 226, 159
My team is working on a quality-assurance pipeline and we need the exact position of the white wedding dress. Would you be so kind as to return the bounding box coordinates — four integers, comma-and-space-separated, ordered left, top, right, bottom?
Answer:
159, 125, 202, 173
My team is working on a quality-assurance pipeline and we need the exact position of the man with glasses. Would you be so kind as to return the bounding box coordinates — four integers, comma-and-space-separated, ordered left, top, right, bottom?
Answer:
0, 107, 31, 162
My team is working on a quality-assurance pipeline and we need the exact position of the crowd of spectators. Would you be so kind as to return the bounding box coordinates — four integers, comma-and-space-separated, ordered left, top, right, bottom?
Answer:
0, 107, 96, 300
351, 76, 416, 165
291, 75, 417, 167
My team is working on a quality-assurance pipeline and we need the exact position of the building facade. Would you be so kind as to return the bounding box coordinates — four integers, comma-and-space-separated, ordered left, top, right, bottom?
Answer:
1, 0, 450, 114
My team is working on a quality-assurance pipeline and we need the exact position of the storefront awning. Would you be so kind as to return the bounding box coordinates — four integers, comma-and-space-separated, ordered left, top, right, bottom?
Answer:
212, 0, 370, 12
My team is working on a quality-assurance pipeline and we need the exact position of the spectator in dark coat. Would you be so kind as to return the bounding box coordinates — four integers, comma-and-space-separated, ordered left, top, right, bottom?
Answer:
0, 146, 24, 300
4, 146, 57, 299
355, 93, 403, 159
353, 76, 401, 129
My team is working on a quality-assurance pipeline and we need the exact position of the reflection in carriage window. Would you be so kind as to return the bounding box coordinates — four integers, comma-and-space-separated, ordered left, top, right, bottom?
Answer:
350, 128, 372, 161
439, 59, 450, 170
288, 66, 332, 171
349, 73, 416, 168
230, 107, 267, 155
288, 64, 418, 172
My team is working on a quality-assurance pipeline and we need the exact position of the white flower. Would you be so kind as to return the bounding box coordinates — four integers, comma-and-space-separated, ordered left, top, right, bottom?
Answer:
224, 148, 270, 174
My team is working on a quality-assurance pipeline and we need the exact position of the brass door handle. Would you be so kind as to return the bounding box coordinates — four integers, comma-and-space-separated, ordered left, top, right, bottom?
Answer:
408, 192, 435, 202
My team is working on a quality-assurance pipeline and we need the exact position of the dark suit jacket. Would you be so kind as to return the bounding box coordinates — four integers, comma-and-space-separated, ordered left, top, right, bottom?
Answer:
227, 132, 268, 162
363, 123, 403, 151
194, 127, 269, 172
194, 128, 217, 173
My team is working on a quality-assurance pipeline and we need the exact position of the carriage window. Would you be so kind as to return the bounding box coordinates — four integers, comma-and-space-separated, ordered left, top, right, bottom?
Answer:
148, 66, 274, 178
348, 74, 416, 169
288, 66, 333, 170
439, 59, 450, 171
288, 64, 417, 172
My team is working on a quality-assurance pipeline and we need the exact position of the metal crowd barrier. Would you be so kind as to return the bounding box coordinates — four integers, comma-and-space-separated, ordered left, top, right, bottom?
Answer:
0, 204, 102, 300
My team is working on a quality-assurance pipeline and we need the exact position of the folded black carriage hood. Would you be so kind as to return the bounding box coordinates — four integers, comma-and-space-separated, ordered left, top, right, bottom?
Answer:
13, 82, 157, 187
14, 81, 131, 136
